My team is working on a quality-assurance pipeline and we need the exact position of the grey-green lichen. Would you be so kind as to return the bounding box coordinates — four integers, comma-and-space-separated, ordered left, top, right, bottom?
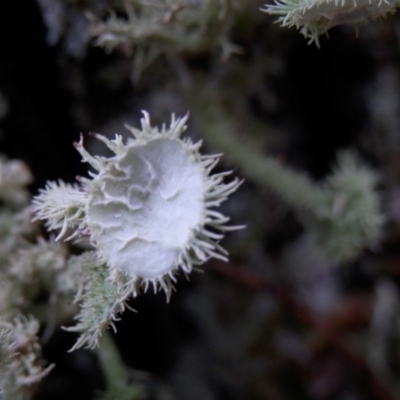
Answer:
261, 0, 400, 46
310, 151, 384, 261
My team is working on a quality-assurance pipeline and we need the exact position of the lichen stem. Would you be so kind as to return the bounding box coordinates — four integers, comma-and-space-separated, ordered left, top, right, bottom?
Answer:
187, 89, 327, 212
96, 332, 143, 400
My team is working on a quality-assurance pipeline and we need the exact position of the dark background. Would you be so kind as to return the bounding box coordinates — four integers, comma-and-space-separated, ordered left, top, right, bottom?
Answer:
2, 1, 400, 399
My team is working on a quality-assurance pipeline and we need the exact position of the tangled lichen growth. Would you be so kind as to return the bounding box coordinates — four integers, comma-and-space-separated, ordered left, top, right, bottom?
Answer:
0, 316, 54, 400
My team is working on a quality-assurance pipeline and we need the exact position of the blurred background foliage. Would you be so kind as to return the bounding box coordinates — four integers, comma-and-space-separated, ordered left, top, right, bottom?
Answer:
2, 0, 400, 399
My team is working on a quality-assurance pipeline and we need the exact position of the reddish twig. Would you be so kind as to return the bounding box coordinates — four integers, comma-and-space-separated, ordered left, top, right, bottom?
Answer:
209, 260, 396, 400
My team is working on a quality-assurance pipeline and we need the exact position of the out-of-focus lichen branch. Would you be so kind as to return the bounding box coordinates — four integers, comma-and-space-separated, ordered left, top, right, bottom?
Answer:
88, 0, 241, 79
187, 83, 384, 262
